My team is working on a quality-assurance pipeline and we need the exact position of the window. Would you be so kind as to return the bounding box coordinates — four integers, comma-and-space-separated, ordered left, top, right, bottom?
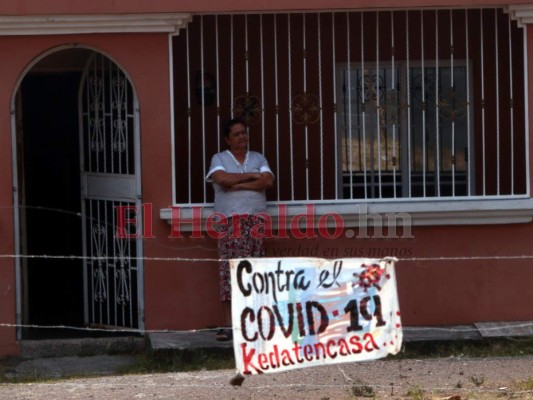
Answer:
337, 62, 472, 199
171, 9, 527, 206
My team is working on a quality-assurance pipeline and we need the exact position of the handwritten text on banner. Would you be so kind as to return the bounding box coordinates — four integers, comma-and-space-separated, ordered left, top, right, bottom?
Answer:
230, 257, 402, 375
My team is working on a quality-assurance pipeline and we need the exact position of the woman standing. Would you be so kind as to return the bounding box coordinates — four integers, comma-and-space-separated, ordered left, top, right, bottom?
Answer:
206, 118, 274, 341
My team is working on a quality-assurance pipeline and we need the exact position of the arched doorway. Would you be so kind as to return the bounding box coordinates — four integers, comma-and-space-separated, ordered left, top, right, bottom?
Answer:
14, 47, 144, 339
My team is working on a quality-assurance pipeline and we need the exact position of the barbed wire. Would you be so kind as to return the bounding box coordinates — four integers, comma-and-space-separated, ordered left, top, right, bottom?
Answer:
1, 321, 533, 335
0, 253, 531, 338
0, 322, 217, 334
2, 253, 533, 263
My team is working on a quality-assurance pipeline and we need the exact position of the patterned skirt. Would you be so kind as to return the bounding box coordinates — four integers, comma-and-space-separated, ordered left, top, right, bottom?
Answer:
217, 215, 264, 302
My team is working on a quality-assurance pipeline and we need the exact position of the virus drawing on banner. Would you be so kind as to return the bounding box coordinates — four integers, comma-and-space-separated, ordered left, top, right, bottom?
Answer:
352, 263, 390, 292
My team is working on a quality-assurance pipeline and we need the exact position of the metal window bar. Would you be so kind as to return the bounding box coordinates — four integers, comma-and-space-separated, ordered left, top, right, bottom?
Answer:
245, 14, 250, 112
101, 56, 108, 175
465, 9, 472, 196
109, 57, 113, 175
508, 12, 514, 195
360, 12, 368, 199
332, 13, 339, 199
376, 12, 382, 198
481, 10, 486, 195
274, 14, 281, 201
433, 10, 440, 197
103, 202, 110, 326
89, 200, 96, 324
406, 10, 412, 198
127, 225, 133, 327
391, 11, 397, 199
216, 15, 221, 152
112, 200, 117, 326
174, 10, 525, 204
200, 16, 206, 203
85, 59, 92, 173
346, 12, 353, 200
245, 14, 249, 94
97, 201, 104, 325
260, 14, 265, 155
93, 61, 100, 173
186, 27, 192, 204
450, 10, 456, 197
303, 14, 310, 200
435, 10, 440, 197
523, 25, 530, 196
123, 64, 130, 174
421, 11, 427, 197
112, 58, 117, 175
495, 8, 500, 195
318, 13, 325, 200
231, 15, 234, 118
124, 230, 132, 326
288, 14, 295, 200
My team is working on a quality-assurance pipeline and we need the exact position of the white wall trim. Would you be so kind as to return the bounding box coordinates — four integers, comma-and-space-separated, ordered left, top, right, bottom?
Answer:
0, 14, 192, 35
508, 5, 533, 28
160, 198, 533, 232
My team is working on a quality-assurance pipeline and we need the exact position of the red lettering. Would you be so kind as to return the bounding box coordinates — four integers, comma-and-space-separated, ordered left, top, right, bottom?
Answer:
276, 204, 289, 239
317, 212, 344, 239
290, 204, 317, 239
313, 342, 326, 359
337, 338, 350, 356
326, 339, 338, 359
115, 205, 139, 239
291, 342, 304, 363
142, 203, 155, 238
240, 343, 262, 375
349, 335, 363, 354
268, 344, 281, 369
281, 349, 294, 366
303, 344, 313, 361
229, 214, 248, 239
363, 333, 380, 352
168, 206, 204, 238
257, 353, 269, 371
205, 212, 228, 239
250, 212, 273, 239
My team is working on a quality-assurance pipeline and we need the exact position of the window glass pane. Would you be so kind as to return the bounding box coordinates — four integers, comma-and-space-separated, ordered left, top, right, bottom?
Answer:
340, 68, 400, 173
338, 62, 471, 198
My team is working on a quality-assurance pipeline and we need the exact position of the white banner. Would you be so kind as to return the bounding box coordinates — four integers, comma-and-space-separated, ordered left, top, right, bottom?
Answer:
230, 257, 402, 375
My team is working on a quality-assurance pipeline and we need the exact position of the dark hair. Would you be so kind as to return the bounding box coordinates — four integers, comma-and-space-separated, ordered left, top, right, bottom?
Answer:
223, 117, 246, 137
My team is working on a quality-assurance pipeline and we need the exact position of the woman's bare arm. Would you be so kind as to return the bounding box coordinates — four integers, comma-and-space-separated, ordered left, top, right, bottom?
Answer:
211, 170, 262, 189
232, 172, 274, 191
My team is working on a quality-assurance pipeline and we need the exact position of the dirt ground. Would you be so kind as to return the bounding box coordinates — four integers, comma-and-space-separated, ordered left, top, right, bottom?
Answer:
0, 355, 532, 399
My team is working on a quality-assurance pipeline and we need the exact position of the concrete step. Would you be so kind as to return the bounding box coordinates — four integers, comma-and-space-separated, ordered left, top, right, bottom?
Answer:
19, 336, 145, 359
148, 331, 233, 352
4, 355, 137, 380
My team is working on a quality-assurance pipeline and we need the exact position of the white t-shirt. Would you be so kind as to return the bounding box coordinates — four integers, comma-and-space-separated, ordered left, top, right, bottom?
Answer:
205, 150, 273, 216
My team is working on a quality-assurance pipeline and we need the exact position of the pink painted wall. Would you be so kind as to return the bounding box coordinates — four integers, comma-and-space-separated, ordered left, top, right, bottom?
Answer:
0, 0, 530, 14
0, 32, 177, 356
0, 45, 18, 358
162, 223, 533, 328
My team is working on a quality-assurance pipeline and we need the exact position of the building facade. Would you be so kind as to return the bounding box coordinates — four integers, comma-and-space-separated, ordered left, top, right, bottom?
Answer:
1, 0, 533, 356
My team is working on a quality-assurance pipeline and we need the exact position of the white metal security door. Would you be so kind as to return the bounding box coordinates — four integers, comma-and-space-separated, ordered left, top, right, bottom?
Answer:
79, 52, 144, 331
